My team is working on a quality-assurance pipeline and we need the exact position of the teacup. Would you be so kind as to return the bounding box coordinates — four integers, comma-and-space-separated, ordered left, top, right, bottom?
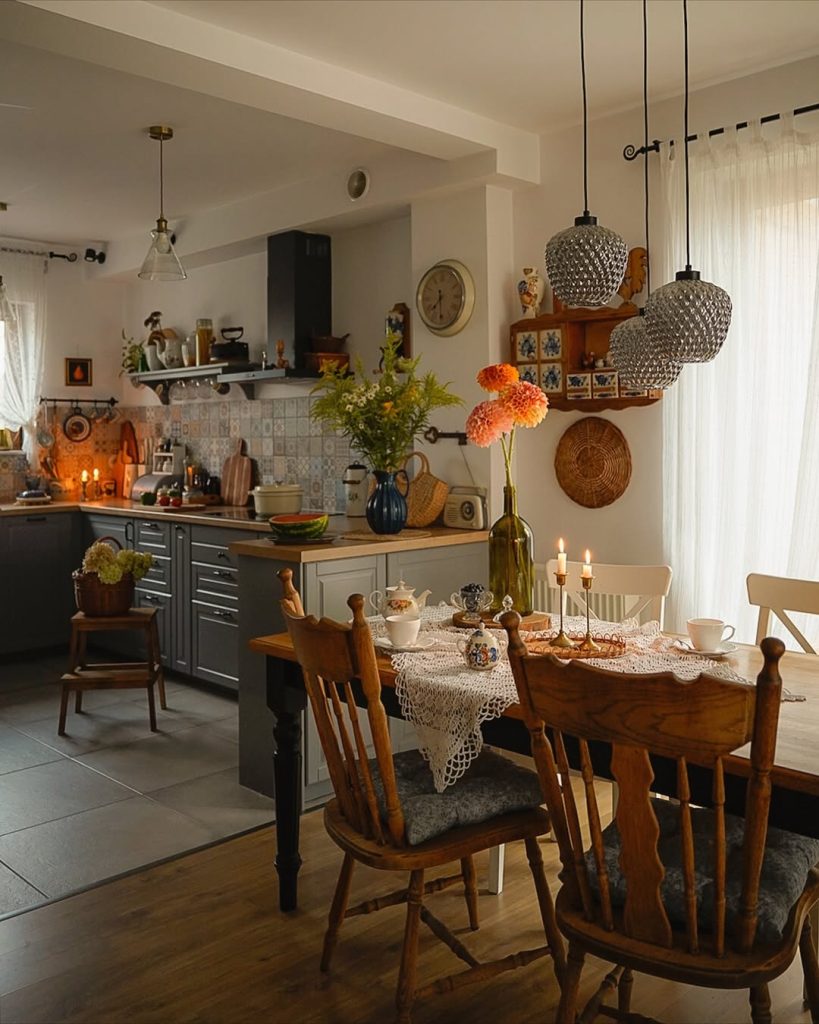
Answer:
686, 618, 736, 652
451, 584, 493, 623
385, 615, 420, 649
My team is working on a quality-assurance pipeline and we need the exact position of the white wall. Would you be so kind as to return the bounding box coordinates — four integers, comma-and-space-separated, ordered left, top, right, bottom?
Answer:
513, 55, 819, 565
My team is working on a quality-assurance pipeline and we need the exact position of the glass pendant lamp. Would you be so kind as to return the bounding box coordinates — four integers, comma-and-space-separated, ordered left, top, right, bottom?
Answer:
544, 0, 627, 307
609, 0, 681, 391
139, 126, 186, 282
644, 0, 731, 362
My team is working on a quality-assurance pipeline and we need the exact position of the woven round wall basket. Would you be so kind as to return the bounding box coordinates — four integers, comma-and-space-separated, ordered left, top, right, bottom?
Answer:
554, 416, 632, 508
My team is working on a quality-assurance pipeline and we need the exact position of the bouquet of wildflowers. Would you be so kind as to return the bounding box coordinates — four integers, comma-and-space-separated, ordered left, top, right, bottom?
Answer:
465, 364, 549, 485
311, 334, 461, 471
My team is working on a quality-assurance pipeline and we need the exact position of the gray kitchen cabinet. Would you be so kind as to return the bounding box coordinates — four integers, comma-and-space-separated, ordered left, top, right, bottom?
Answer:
237, 540, 488, 801
0, 511, 81, 655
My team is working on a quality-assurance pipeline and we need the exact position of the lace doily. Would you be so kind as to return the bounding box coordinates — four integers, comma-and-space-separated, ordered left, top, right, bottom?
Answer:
370, 607, 760, 793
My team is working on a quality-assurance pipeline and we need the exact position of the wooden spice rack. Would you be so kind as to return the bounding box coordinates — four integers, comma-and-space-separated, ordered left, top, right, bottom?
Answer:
509, 302, 662, 412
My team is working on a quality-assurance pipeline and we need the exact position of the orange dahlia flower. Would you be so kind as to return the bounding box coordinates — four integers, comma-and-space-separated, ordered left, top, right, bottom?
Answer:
476, 363, 519, 393
499, 380, 549, 428
465, 400, 514, 447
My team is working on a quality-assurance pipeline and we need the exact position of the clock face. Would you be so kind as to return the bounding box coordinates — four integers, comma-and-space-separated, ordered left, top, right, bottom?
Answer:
416, 260, 475, 336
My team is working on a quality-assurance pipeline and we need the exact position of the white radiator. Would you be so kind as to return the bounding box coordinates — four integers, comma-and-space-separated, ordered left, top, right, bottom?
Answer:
534, 570, 627, 623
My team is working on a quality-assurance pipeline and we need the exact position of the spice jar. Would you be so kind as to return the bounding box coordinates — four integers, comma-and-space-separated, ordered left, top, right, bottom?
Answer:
195, 318, 213, 366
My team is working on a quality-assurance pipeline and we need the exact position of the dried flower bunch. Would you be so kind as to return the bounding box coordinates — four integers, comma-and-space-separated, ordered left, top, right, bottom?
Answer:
311, 333, 461, 471
466, 364, 549, 484
81, 540, 153, 585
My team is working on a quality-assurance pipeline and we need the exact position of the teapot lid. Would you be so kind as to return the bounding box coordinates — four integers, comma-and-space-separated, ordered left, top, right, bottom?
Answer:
386, 579, 415, 594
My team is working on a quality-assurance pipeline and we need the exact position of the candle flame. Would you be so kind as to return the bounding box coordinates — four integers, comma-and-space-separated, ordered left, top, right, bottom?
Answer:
585, 549, 591, 564
558, 537, 564, 553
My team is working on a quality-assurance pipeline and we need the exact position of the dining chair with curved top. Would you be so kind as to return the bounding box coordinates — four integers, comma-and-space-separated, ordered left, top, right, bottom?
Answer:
540, 560, 673, 628
503, 610, 819, 1024
277, 568, 565, 1023
747, 572, 819, 654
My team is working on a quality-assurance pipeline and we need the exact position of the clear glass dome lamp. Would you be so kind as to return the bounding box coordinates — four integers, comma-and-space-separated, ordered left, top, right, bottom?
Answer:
139, 125, 186, 282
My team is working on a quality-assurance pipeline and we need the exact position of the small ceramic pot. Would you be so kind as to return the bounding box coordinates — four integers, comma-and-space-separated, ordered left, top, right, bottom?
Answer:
457, 626, 501, 671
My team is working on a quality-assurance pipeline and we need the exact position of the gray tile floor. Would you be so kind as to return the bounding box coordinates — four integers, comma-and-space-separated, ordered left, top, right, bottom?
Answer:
0, 652, 275, 919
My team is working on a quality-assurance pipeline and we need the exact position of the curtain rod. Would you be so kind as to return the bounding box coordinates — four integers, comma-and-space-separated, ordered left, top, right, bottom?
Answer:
0, 245, 78, 262
623, 101, 819, 160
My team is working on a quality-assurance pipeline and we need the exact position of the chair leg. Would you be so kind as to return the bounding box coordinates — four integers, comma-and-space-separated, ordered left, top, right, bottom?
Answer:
750, 984, 772, 1024
557, 942, 585, 1024
800, 916, 819, 1023
58, 684, 70, 736
75, 690, 83, 713
395, 869, 424, 1024
460, 856, 479, 931
321, 853, 355, 973
147, 682, 157, 732
618, 967, 634, 1014
148, 620, 167, 709
524, 835, 565, 982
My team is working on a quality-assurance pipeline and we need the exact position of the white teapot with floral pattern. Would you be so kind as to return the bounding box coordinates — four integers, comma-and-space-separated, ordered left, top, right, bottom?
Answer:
369, 579, 431, 620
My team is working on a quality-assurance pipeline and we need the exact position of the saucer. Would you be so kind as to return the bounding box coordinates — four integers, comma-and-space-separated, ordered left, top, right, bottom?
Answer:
375, 636, 436, 654
672, 639, 738, 659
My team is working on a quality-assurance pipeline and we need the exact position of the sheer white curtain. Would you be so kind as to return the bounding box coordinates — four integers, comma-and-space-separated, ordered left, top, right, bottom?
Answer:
658, 116, 819, 644
0, 253, 47, 463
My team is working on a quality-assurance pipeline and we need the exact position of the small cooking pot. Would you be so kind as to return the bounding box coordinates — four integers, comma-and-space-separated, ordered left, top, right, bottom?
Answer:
63, 405, 92, 443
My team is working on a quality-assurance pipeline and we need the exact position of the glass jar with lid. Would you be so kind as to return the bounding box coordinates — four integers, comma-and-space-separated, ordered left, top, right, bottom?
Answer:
195, 318, 213, 365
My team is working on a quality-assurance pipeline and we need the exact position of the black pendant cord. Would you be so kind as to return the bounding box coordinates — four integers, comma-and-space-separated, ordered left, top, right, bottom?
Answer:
580, 0, 589, 216
643, 0, 651, 297
683, 0, 692, 272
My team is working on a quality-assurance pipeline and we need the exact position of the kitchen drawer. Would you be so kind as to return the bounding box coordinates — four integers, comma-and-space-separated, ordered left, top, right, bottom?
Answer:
135, 518, 172, 555
138, 553, 172, 594
192, 562, 238, 604
190, 526, 257, 568
134, 590, 172, 666
191, 600, 239, 689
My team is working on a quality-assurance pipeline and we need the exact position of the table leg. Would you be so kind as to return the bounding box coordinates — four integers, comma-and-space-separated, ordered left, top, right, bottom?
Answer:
266, 657, 308, 913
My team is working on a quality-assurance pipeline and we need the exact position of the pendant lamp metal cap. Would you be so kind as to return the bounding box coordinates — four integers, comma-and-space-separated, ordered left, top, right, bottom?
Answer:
148, 125, 173, 142
675, 268, 701, 281
574, 213, 598, 226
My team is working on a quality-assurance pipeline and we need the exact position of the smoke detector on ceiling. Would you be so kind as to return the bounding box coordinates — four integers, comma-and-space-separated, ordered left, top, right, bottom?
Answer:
346, 168, 370, 202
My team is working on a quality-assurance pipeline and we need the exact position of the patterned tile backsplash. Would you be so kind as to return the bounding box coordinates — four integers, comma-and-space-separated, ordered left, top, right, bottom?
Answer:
5, 396, 353, 510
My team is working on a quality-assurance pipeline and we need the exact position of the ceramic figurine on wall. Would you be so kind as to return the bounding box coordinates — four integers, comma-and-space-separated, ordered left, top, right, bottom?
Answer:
517, 267, 545, 318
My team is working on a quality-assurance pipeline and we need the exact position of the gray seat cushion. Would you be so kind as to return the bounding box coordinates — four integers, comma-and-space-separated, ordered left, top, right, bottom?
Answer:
585, 797, 819, 944
370, 749, 544, 846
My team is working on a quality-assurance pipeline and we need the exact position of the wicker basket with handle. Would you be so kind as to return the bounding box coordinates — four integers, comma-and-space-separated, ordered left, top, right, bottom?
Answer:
402, 451, 450, 528
73, 535, 135, 617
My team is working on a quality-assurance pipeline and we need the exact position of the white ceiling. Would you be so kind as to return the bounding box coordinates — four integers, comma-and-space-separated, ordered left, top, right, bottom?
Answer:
1, 0, 818, 247
152, 0, 819, 131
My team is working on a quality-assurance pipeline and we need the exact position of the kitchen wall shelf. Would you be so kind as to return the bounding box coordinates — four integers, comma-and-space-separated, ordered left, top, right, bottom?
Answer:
127, 363, 320, 404
509, 302, 662, 413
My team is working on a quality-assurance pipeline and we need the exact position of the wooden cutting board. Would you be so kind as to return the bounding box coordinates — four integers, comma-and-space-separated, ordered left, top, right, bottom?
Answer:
221, 438, 252, 507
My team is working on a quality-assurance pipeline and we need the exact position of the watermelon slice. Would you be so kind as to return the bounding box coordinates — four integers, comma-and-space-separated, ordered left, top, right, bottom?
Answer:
269, 513, 329, 539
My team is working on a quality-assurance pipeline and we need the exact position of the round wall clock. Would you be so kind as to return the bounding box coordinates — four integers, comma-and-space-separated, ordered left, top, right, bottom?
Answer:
415, 258, 475, 336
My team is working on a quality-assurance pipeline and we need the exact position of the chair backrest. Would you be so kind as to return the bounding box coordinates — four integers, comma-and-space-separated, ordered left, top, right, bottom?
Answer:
747, 572, 819, 654
502, 610, 785, 958
540, 560, 672, 626
278, 568, 406, 847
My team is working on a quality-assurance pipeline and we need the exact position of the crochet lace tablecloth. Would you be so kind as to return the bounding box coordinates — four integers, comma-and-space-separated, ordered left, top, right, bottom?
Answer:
368, 605, 765, 793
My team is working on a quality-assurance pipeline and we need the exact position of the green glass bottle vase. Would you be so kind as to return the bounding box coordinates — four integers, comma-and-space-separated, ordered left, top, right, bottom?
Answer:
488, 484, 534, 616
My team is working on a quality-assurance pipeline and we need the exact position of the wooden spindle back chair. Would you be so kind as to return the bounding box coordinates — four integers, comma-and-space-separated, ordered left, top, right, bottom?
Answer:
747, 571, 819, 654
502, 611, 819, 1024
541, 560, 673, 627
278, 569, 566, 1023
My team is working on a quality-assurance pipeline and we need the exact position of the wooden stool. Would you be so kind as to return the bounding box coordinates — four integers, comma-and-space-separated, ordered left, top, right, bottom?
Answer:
59, 609, 166, 735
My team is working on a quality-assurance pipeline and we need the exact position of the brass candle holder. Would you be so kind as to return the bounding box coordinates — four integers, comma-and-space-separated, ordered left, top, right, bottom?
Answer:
551, 571, 578, 649
80, 479, 88, 501
578, 574, 601, 652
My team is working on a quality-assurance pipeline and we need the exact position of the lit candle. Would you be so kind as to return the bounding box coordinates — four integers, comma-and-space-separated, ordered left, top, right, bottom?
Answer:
557, 537, 567, 575
581, 549, 593, 578
81, 470, 89, 483
92, 468, 100, 481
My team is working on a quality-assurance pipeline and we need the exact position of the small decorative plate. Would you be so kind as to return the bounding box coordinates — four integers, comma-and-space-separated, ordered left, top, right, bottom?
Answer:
15, 495, 52, 505
375, 636, 437, 654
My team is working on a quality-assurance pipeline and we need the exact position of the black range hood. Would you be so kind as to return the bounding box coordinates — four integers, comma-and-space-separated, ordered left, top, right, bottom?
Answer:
267, 230, 331, 373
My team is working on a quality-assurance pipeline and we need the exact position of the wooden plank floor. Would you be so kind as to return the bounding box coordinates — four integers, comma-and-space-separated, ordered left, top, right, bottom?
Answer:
0, 807, 811, 1023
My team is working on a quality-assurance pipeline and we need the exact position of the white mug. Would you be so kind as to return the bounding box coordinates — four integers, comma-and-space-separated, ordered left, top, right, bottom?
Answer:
385, 615, 420, 649
686, 618, 735, 651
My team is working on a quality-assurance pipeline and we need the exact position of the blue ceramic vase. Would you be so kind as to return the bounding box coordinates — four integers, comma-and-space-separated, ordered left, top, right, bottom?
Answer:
366, 470, 408, 535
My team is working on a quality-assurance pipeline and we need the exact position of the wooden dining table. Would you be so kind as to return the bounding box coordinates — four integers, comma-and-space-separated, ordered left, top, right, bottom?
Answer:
249, 630, 819, 913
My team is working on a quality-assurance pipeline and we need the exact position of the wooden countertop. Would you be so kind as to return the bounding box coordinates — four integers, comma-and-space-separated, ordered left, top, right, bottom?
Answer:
0, 499, 269, 531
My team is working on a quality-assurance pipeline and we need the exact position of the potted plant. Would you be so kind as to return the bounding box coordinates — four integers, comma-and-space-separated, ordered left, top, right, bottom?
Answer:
311, 334, 461, 533
73, 537, 153, 617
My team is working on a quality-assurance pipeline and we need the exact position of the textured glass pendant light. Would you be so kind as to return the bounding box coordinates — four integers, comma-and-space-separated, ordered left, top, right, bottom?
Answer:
644, 0, 730, 362
139, 125, 186, 282
609, 0, 681, 391
544, 0, 628, 307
